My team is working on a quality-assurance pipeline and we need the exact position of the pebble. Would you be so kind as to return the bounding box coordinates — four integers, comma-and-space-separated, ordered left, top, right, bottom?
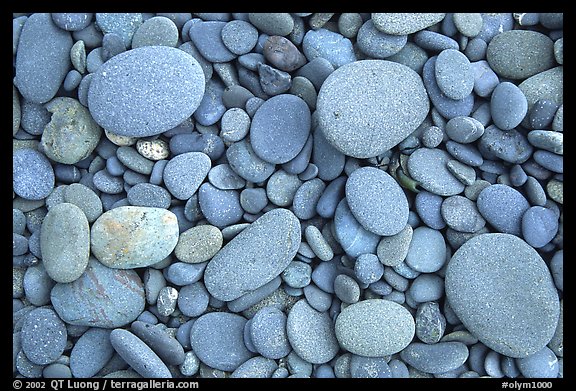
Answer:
350, 355, 392, 378
40, 203, 89, 283
165, 262, 206, 287
316, 176, 346, 218
230, 356, 277, 378
23, 263, 53, 304
445, 116, 484, 144
533, 150, 563, 173
248, 13, 294, 36
251, 94, 311, 164
126, 183, 170, 209
408, 147, 465, 196
287, 299, 339, 364
52, 13, 93, 31
529, 99, 558, 129
198, 183, 243, 227
445, 233, 560, 358
190, 312, 253, 371
281, 260, 312, 288
371, 13, 446, 35
421, 126, 444, 148
13, 148, 55, 200
435, 49, 474, 100
408, 273, 444, 303
490, 82, 528, 130
550, 251, 563, 292
376, 224, 413, 267
400, 342, 469, 374
405, 226, 446, 272
357, 20, 407, 58
110, 329, 171, 378
131, 16, 178, 48
354, 253, 383, 285
446, 140, 484, 167
21, 307, 67, 365
413, 30, 459, 52
266, 170, 303, 207
135, 139, 169, 161
476, 184, 530, 236
302, 28, 356, 69
338, 13, 362, 38
516, 346, 559, 378
179, 350, 200, 376
554, 37, 563, 65
346, 167, 409, 236
70, 328, 114, 377
521, 206, 558, 248
334, 199, 380, 258
194, 78, 227, 126
519, 67, 563, 126
335, 299, 415, 356
263, 35, 307, 72
43, 363, 72, 378
207, 164, 245, 191
487, 30, 555, 79
441, 195, 486, 233
174, 225, 222, 264
303, 284, 332, 312
163, 152, 211, 200
415, 302, 446, 344
295, 57, 334, 91
453, 13, 483, 37
546, 179, 563, 205
250, 306, 291, 359
258, 63, 292, 96
220, 20, 258, 56
292, 178, 325, 220
312, 128, 345, 182
471, 60, 499, 98
131, 320, 185, 366
227, 139, 276, 183
319, 60, 428, 158
15, 13, 73, 104
88, 46, 205, 137
220, 108, 251, 143
91, 206, 179, 268
479, 126, 533, 165
422, 56, 474, 120
95, 13, 142, 47
189, 21, 236, 63
447, 160, 476, 186
528, 129, 563, 155
204, 208, 301, 301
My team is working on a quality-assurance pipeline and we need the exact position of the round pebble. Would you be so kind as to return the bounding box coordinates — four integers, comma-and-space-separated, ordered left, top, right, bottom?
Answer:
174, 225, 223, 264
490, 82, 528, 130
317, 60, 429, 158
354, 253, 383, 285
13, 148, 55, 200
131, 16, 179, 48
21, 308, 67, 365
263, 35, 307, 72
127, 183, 171, 209
445, 116, 484, 144
516, 346, 559, 378
521, 206, 558, 248
248, 13, 294, 36
441, 195, 486, 233
52, 13, 93, 31
408, 148, 465, 196
372, 13, 446, 35
221, 20, 258, 55
136, 139, 169, 161
250, 306, 291, 359
445, 233, 560, 358
453, 13, 483, 37
88, 46, 205, 137
70, 328, 114, 378
476, 184, 530, 236
198, 183, 243, 227
405, 226, 446, 272
335, 299, 415, 356
350, 355, 392, 378
334, 198, 380, 258
435, 49, 474, 100
376, 224, 413, 267
163, 152, 211, 200
415, 302, 446, 344
357, 19, 407, 59
400, 342, 469, 374
227, 139, 276, 183
231, 356, 278, 378
220, 108, 251, 143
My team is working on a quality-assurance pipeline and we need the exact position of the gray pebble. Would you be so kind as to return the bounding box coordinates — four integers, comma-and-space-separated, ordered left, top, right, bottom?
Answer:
198, 183, 243, 227
250, 306, 291, 359
292, 178, 325, 220
316, 176, 346, 218
95, 13, 142, 47
312, 128, 345, 181
127, 183, 171, 209
131, 16, 178, 48
446, 140, 484, 167
174, 225, 222, 265
227, 139, 275, 183
281, 261, 312, 289
302, 28, 356, 69
421, 126, 444, 148
266, 170, 302, 207
334, 199, 380, 258
529, 99, 558, 129
447, 160, 477, 186
453, 13, 483, 37
303, 284, 332, 312
116, 146, 154, 175
490, 82, 528, 130
52, 13, 93, 31
372, 13, 446, 35
227, 276, 282, 313
376, 224, 413, 267
401, 342, 469, 374
550, 250, 563, 292
386, 41, 429, 74
70, 328, 114, 378
476, 184, 530, 236
405, 226, 446, 272
415, 191, 446, 230
101, 33, 126, 61
441, 195, 485, 233
524, 176, 547, 206
338, 13, 363, 38
522, 206, 558, 248
283, 134, 313, 175
144, 268, 165, 305
408, 273, 444, 303
179, 351, 200, 377
445, 116, 485, 144
413, 30, 459, 52
295, 57, 335, 91
13, 148, 55, 200
334, 274, 360, 304
478, 125, 533, 164
222, 84, 255, 110
357, 19, 407, 58
445, 233, 560, 357
165, 262, 206, 286
230, 356, 278, 378
43, 363, 72, 378
435, 49, 474, 100
21, 307, 67, 365
248, 13, 294, 36
516, 346, 559, 378
533, 150, 563, 174
408, 148, 465, 196
163, 152, 211, 200
63, 69, 82, 91
131, 320, 185, 366
178, 41, 213, 81
194, 78, 227, 126
350, 355, 392, 378
156, 286, 178, 316
220, 108, 250, 143
221, 20, 258, 55
110, 329, 171, 378
415, 302, 446, 344
527, 130, 562, 156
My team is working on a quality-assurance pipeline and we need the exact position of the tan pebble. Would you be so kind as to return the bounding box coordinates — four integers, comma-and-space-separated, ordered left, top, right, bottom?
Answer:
136, 139, 169, 160
546, 179, 563, 204
105, 129, 137, 146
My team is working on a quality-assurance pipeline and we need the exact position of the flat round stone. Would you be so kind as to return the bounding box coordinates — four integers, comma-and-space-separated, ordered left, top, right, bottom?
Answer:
204, 208, 301, 301
175, 225, 223, 264
476, 184, 530, 236
250, 94, 310, 164
198, 183, 243, 227
407, 148, 465, 196
490, 82, 528, 130
51, 258, 145, 327
335, 299, 415, 357
435, 49, 474, 100
287, 299, 339, 364
317, 60, 429, 158
400, 342, 469, 374
226, 139, 275, 183
250, 306, 291, 359
190, 312, 253, 371
21, 308, 67, 365
516, 346, 559, 378
163, 152, 211, 201
372, 13, 446, 35
357, 19, 407, 58
405, 226, 446, 273
90, 206, 179, 268
131, 16, 179, 48
70, 328, 114, 378
333, 198, 380, 258
441, 195, 486, 233
445, 233, 560, 358
346, 167, 409, 236
521, 206, 558, 249
376, 224, 413, 267
13, 148, 55, 200
88, 46, 205, 137
221, 20, 258, 56
40, 203, 90, 283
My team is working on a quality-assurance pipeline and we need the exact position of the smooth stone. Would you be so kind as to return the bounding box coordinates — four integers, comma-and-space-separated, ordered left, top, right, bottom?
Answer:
43, 363, 72, 378
266, 170, 303, 207
303, 284, 332, 312
414, 191, 445, 230
40, 203, 89, 283
250, 94, 311, 164
302, 28, 356, 68
263, 35, 306, 72
522, 206, 558, 248
127, 183, 171, 209
422, 56, 474, 120
165, 262, 206, 287
13, 148, 55, 200
441, 195, 486, 233
292, 178, 325, 220
226, 139, 276, 183
131, 320, 185, 365
550, 251, 563, 292
376, 224, 413, 267
413, 30, 459, 52
190, 312, 253, 371
490, 82, 528, 130
295, 57, 335, 91
476, 184, 530, 236
95, 13, 142, 47
230, 356, 278, 378
221, 20, 258, 56
453, 13, 483, 37
447, 160, 477, 186
21, 308, 67, 365
408, 273, 444, 303
357, 19, 407, 58
316, 176, 346, 218
519, 67, 563, 125
533, 150, 563, 173
415, 302, 446, 344
248, 13, 294, 36
250, 306, 291, 359
204, 208, 301, 301
405, 226, 446, 273
131, 16, 179, 48
445, 116, 484, 144
528, 129, 563, 156
287, 299, 339, 364
15, 13, 73, 104
318, 60, 429, 158
198, 183, 243, 227
334, 274, 360, 304
227, 276, 282, 313
63, 69, 82, 91
350, 356, 392, 378
528, 99, 558, 129
338, 13, 362, 38
86, 47, 105, 73
354, 253, 383, 285
178, 41, 213, 81
193, 78, 227, 126
52, 13, 93, 31
372, 13, 446, 35
70, 328, 114, 377
88, 46, 205, 137
282, 133, 313, 175
346, 167, 409, 236
445, 140, 484, 167
421, 125, 444, 148
487, 30, 555, 79
445, 233, 560, 358
72, 22, 103, 49
464, 37, 487, 61
174, 225, 222, 264
312, 128, 345, 182
163, 152, 211, 200
471, 60, 500, 97
258, 62, 291, 96
400, 342, 469, 374
110, 329, 171, 378
435, 49, 474, 100
408, 148, 465, 196
335, 299, 415, 356
220, 108, 251, 143
169, 132, 225, 161
476, 13, 514, 43
51, 258, 145, 327
116, 146, 154, 175
90, 206, 179, 268
333, 199, 380, 258
101, 33, 127, 61
516, 346, 559, 378
386, 41, 429, 74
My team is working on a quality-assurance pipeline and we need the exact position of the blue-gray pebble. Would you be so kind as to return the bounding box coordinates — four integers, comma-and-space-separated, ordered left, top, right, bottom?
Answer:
21, 307, 67, 365
333, 198, 380, 258
400, 342, 469, 374
490, 82, 528, 130
198, 183, 243, 227
521, 206, 558, 249
435, 49, 474, 100
476, 184, 530, 236
250, 306, 291, 359
70, 328, 114, 378
163, 152, 211, 200
13, 148, 55, 200
110, 329, 171, 378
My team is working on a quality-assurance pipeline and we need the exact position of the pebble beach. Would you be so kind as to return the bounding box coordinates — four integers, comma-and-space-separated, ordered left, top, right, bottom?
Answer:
13, 12, 563, 379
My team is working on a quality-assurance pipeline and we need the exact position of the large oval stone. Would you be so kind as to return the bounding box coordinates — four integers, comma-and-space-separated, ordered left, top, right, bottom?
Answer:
372, 13, 446, 35
317, 60, 429, 158
51, 258, 145, 328
41, 203, 90, 283
335, 299, 415, 357
88, 46, 205, 137
204, 208, 301, 301
90, 206, 179, 269
445, 233, 560, 358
